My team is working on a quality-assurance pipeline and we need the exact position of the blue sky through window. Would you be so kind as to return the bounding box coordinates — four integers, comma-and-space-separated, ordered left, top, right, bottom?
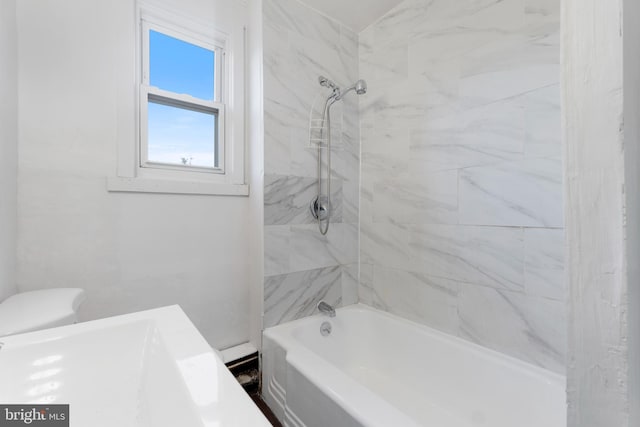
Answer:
149, 30, 215, 99
148, 102, 216, 168
147, 30, 217, 168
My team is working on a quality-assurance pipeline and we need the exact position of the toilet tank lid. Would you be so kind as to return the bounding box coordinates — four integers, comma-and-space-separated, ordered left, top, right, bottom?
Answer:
0, 288, 86, 337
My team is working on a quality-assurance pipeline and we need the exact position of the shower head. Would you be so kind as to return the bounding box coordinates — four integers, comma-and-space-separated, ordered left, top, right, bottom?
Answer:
334, 79, 367, 101
354, 79, 367, 95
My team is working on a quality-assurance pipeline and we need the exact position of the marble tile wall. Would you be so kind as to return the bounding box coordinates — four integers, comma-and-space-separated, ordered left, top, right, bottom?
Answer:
262, 0, 360, 328
358, 0, 565, 373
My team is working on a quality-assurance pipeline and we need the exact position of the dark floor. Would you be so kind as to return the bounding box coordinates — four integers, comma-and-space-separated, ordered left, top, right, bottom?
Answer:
225, 352, 282, 426
250, 393, 283, 427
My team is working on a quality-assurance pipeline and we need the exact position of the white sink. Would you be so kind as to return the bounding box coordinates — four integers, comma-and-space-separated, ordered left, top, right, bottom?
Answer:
0, 305, 270, 427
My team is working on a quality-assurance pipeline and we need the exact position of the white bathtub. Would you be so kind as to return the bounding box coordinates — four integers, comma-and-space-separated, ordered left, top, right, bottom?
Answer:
262, 304, 566, 427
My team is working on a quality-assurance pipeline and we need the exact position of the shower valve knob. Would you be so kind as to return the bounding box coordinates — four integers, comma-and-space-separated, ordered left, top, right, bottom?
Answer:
310, 196, 330, 221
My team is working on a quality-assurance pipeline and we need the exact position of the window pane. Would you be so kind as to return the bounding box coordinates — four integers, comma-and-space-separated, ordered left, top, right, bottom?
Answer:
149, 30, 215, 101
147, 101, 217, 168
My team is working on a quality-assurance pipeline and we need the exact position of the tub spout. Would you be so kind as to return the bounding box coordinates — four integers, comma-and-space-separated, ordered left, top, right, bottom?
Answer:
317, 301, 336, 317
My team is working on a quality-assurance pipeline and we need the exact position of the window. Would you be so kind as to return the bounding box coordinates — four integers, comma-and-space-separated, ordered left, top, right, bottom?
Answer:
108, 3, 247, 196
141, 25, 224, 172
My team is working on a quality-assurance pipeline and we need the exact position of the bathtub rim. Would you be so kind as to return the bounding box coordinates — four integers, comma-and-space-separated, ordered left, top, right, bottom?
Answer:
264, 303, 566, 383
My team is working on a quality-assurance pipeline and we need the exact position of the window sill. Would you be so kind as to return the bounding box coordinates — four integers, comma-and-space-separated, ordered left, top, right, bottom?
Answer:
107, 176, 249, 196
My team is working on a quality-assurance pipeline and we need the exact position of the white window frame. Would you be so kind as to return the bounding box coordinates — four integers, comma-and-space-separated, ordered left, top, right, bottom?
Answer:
108, 2, 248, 196
140, 20, 225, 174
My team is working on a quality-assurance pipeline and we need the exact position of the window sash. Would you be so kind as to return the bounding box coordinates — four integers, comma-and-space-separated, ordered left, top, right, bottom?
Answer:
141, 20, 225, 102
139, 86, 226, 174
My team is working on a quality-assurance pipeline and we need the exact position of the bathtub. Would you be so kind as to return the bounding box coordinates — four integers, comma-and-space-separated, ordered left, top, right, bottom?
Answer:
262, 304, 566, 427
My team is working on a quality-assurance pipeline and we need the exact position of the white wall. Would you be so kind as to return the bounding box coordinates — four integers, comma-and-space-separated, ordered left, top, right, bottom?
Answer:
563, 0, 640, 424
16, 0, 256, 350
358, 0, 564, 373
0, 0, 18, 302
